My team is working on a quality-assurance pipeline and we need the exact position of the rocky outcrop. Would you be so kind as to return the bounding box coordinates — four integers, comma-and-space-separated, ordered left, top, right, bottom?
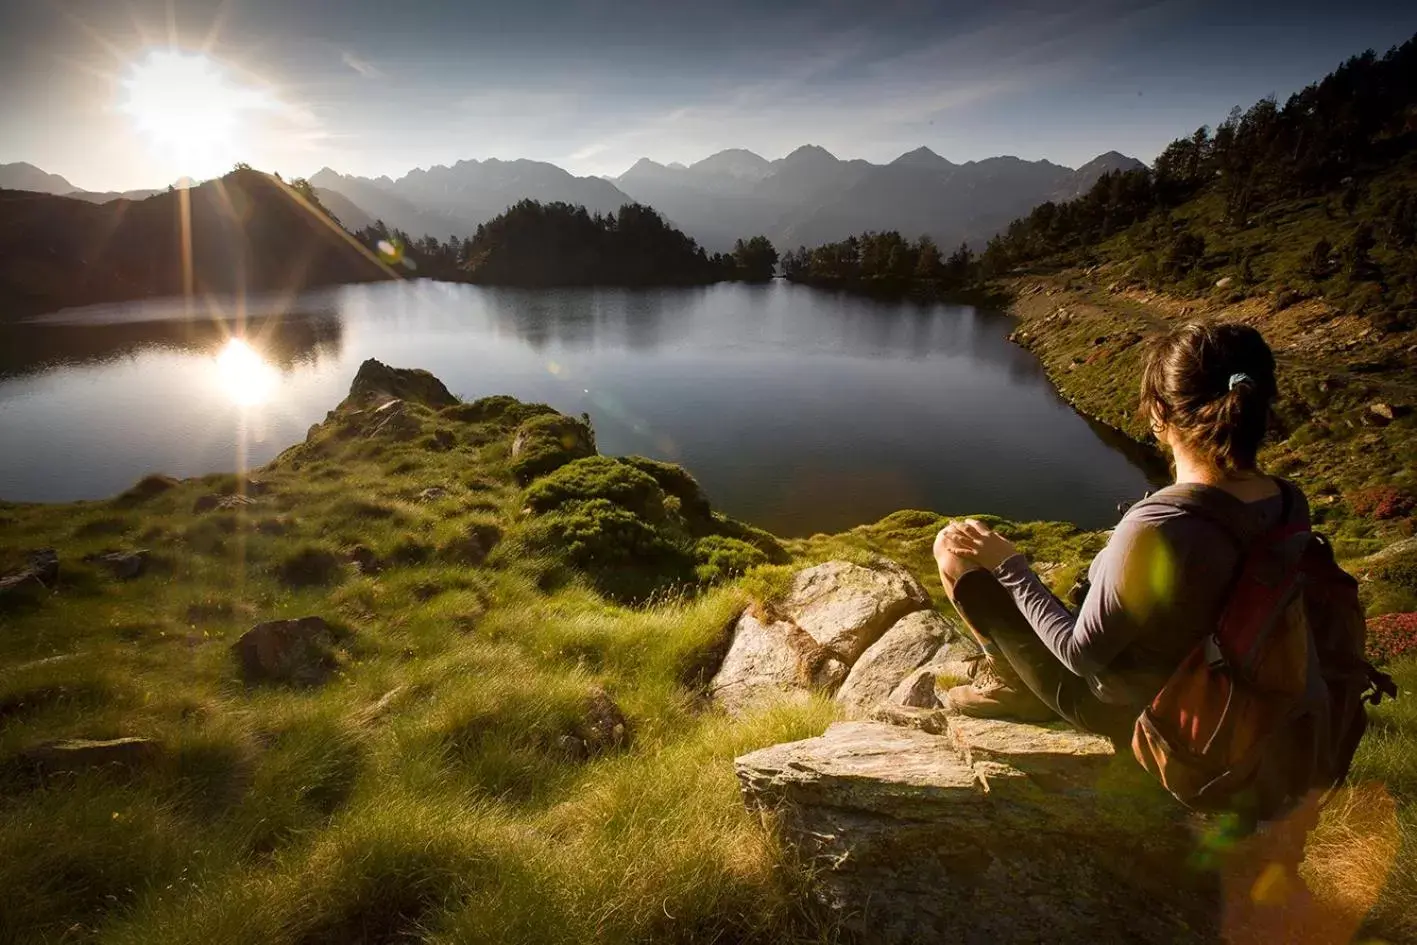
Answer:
0, 549, 59, 595
22, 737, 164, 777
737, 717, 1216, 944
347, 358, 457, 408
231, 616, 340, 686
835, 610, 970, 715
710, 558, 960, 716
83, 549, 149, 580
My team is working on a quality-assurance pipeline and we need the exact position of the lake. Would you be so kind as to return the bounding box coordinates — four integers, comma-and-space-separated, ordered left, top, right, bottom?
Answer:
0, 280, 1161, 536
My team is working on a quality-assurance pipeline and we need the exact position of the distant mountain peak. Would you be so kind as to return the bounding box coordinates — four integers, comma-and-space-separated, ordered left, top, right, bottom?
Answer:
781, 144, 838, 163
1076, 151, 1146, 173
688, 148, 772, 180
890, 146, 954, 170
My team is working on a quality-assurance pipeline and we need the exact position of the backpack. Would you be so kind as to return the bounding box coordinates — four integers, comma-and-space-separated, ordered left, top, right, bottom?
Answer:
1127, 481, 1397, 823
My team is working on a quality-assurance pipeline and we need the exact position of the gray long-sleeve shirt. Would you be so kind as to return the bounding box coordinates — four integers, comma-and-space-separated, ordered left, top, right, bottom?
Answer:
991, 484, 1307, 705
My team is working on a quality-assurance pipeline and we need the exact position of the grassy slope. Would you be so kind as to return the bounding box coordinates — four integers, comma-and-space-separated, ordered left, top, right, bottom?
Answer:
1, 369, 1414, 943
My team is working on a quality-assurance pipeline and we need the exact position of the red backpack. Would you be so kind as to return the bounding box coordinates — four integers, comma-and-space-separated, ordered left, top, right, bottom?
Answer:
1128, 482, 1397, 822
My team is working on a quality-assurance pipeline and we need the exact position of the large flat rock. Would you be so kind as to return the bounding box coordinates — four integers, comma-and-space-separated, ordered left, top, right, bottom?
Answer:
736, 719, 1217, 944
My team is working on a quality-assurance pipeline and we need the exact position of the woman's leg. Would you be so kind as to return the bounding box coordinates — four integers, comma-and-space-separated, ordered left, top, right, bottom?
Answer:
939, 553, 1134, 740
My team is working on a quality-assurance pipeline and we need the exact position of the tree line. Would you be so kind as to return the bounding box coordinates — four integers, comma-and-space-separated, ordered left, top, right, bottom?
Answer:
352, 202, 781, 286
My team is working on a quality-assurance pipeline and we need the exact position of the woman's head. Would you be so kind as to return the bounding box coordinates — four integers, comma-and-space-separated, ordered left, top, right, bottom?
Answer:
1139, 322, 1276, 472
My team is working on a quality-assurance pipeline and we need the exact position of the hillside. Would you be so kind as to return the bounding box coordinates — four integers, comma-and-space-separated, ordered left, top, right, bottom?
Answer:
0, 162, 163, 204
1, 361, 1413, 943
0, 169, 393, 320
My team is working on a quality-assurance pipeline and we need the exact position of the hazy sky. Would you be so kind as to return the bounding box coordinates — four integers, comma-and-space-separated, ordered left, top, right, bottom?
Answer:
2, 0, 1413, 191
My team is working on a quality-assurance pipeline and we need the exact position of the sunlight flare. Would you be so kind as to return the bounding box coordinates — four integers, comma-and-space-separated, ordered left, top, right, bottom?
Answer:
119, 50, 275, 180
214, 338, 279, 407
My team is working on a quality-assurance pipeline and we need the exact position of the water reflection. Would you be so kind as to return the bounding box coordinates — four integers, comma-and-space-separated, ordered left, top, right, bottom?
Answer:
214, 338, 280, 406
0, 281, 1160, 532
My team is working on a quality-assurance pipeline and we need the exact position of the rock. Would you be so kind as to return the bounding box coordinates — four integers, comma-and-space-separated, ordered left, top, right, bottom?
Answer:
367, 399, 422, 441
867, 703, 953, 734
193, 493, 258, 513
709, 611, 849, 715
579, 687, 630, 754
1364, 402, 1406, 426
22, 737, 164, 776
779, 559, 931, 663
347, 358, 457, 408
418, 486, 450, 501
83, 550, 149, 580
1214, 276, 1234, 289
347, 545, 383, 575
231, 616, 339, 686
1363, 537, 1417, 566
0, 549, 59, 595
736, 720, 1214, 944
889, 667, 943, 708
835, 610, 958, 715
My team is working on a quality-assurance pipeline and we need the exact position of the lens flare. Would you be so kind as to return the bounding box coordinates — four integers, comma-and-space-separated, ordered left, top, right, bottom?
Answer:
215, 338, 278, 406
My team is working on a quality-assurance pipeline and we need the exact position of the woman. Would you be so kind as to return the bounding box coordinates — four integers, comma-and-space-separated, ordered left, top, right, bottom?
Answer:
933, 322, 1309, 741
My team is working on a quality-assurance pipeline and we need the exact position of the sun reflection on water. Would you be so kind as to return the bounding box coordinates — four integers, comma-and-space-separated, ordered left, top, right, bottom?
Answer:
214, 338, 278, 406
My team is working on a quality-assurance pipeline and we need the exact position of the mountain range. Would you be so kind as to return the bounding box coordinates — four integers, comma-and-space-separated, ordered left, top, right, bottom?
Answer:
3, 145, 1145, 261
0, 162, 162, 204
304, 146, 1143, 253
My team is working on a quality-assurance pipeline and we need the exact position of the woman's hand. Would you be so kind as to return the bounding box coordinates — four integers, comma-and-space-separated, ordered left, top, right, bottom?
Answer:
934, 519, 1021, 572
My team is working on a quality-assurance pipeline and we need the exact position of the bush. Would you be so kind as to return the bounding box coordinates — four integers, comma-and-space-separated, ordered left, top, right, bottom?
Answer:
1367, 613, 1417, 664
693, 536, 769, 583
508, 414, 596, 484
619, 456, 712, 518
524, 458, 665, 519
1348, 487, 1417, 521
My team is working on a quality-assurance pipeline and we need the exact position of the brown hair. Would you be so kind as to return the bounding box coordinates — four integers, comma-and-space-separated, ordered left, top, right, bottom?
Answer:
1139, 322, 1276, 472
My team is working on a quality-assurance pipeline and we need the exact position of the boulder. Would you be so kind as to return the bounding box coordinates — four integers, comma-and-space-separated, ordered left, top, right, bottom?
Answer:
709, 611, 848, 715
231, 616, 339, 686
558, 688, 633, 761
835, 610, 959, 715
889, 667, 943, 708
0, 549, 59, 594
779, 559, 931, 662
83, 549, 149, 580
1214, 276, 1234, 289
22, 736, 164, 776
736, 719, 1216, 944
509, 414, 597, 483
347, 358, 457, 408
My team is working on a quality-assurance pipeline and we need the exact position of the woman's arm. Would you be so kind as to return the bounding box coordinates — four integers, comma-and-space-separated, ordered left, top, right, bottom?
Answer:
939, 519, 1162, 677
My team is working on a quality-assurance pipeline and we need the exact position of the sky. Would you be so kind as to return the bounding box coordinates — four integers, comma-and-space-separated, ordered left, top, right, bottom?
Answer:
1, 0, 1414, 192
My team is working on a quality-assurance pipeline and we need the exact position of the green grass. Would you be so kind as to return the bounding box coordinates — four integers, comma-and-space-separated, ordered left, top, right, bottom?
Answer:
2, 377, 1415, 943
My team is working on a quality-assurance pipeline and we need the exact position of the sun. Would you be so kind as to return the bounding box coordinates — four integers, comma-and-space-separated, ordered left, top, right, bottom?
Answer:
119, 50, 273, 180
214, 338, 279, 407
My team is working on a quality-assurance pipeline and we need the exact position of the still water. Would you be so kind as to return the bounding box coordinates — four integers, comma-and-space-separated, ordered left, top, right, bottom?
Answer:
0, 280, 1159, 535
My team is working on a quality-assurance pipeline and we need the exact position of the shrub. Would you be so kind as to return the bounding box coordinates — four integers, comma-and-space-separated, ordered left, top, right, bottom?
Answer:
524, 458, 665, 519
508, 414, 596, 484
1367, 613, 1417, 664
619, 456, 712, 518
1348, 487, 1417, 521
526, 499, 674, 567
693, 536, 769, 583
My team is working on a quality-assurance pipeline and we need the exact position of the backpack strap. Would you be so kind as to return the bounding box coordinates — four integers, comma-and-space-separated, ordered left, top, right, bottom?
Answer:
1128, 481, 1275, 554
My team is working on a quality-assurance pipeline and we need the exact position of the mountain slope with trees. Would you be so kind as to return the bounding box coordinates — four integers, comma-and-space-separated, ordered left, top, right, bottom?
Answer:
0, 169, 391, 320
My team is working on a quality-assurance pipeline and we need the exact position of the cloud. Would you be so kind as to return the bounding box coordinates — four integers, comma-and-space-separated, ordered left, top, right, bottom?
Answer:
341, 50, 383, 79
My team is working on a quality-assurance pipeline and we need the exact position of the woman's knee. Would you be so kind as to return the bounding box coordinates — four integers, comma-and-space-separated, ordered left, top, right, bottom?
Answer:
935, 548, 984, 594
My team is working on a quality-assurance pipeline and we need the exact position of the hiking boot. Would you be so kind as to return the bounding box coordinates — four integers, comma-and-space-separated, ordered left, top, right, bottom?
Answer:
945, 654, 1056, 723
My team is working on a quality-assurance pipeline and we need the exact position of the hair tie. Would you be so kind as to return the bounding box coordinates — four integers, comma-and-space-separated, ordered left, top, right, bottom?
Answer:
1228, 373, 1254, 391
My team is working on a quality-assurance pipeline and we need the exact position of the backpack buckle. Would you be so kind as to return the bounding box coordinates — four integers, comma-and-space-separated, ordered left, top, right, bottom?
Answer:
1205, 636, 1227, 670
